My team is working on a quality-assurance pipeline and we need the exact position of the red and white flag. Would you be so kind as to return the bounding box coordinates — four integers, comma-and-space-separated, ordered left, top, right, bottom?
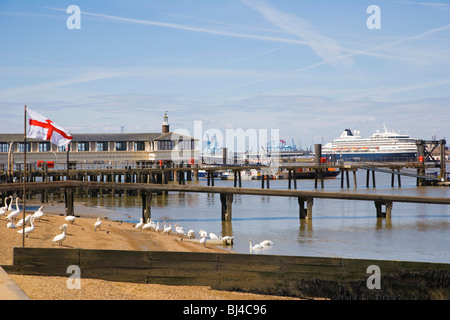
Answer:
26, 108, 73, 146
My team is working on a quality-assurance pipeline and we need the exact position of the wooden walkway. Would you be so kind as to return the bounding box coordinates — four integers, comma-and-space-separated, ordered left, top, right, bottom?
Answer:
0, 180, 449, 221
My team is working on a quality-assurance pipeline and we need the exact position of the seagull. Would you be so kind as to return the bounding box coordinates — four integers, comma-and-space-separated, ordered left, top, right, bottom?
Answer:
17, 216, 35, 237
94, 217, 102, 231
33, 206, 45, 221
249, 239, 263, 252
6, 197, 21, 221
65, 215, 76, 224
187, 229, 195, 239
260, 240, 274, 247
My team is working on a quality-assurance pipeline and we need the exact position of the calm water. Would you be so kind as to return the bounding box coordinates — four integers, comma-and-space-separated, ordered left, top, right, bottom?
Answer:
75, 168, 450, 263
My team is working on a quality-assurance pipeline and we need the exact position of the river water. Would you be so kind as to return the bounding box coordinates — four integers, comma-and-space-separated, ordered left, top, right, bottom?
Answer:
75, 168, 449, 263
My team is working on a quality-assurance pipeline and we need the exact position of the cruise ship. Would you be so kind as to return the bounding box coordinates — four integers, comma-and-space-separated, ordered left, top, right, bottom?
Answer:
322, 125, 417, 162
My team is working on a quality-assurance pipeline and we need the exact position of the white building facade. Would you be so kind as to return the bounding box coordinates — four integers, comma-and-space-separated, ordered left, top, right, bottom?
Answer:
0, 115, 198, 170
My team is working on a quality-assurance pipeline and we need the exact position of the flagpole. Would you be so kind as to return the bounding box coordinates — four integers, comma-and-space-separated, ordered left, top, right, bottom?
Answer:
23, 105, 27, 247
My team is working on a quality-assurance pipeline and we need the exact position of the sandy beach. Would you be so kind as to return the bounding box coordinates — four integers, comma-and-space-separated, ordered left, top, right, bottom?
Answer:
0, 203, 300, 300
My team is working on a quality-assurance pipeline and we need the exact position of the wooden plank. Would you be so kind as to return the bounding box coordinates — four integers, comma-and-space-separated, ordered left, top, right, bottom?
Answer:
8, 248, 450, 299
2, 181, 450, 205
79, 249, 152, 268
13, 247, 80, 266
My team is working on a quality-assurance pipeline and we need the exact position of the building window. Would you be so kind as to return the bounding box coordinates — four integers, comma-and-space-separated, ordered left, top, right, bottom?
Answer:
18, 142, 31, 152
97, 142, 109, 151
134, 141, 145, 151
177, 139, 194, 151
39, 142, 51, 152
78, 142, 89, 151
116, 142, 127, 151
158, 140, 174, 150
58, 145, 69, 152
0, 143, 9, 152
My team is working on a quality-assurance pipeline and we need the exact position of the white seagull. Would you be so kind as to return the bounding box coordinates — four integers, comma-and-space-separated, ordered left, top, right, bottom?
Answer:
187, 229, 195, 239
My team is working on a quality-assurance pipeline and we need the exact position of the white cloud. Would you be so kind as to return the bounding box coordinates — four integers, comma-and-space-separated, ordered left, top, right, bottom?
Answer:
241, 0, 354, 67
0, 71, 125, 99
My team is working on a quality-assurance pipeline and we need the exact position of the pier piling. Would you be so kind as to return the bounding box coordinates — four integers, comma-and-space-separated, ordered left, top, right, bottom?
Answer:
298, 197, 313, 220
220, 193, 233, 221
141, 190, 152, 221
375, 201, 392, 218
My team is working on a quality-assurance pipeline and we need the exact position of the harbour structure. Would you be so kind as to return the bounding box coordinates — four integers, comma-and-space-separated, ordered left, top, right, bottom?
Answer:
0, 113, 198, 173
1, 180, 449, 222
322, 125, 418, 162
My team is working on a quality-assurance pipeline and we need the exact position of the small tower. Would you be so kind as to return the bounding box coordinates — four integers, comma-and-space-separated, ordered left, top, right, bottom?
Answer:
162, 112, 169, 133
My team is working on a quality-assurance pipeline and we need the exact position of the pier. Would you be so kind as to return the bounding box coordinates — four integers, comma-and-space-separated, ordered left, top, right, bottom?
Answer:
1, 161, 446, 189
2, 139, 448, 191
1, 180, 449, 222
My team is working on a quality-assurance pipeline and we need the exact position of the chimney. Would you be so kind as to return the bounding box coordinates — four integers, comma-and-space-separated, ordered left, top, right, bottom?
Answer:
162, 112, 169, 133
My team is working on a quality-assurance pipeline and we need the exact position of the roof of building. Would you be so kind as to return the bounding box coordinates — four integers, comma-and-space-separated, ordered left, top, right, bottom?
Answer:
0, 132, 197, 143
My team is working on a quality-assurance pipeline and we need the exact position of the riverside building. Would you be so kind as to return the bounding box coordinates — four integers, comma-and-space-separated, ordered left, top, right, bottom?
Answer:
0, 113, 198, 171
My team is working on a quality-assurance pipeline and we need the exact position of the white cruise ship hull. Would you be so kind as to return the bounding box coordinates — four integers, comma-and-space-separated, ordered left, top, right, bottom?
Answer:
322, 126, 418, 162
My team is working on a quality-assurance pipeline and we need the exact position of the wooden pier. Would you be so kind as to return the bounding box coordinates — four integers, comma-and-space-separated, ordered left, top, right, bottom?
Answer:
1, 180, 449, 222
1, 160, 445, 191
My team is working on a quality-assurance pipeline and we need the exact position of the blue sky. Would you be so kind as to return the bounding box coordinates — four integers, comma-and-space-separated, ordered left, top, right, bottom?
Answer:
0, 0, 449, 149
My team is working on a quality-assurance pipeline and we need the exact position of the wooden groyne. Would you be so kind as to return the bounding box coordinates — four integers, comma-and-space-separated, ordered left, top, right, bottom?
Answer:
3, 247, 449, 300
